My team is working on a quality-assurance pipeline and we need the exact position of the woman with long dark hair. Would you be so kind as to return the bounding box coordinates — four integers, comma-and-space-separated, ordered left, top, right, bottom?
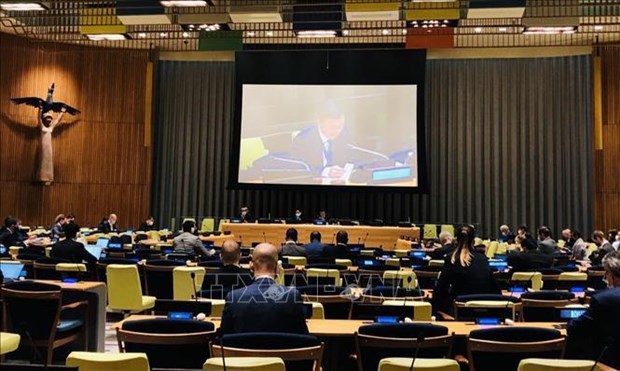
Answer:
431, 225, 500, 315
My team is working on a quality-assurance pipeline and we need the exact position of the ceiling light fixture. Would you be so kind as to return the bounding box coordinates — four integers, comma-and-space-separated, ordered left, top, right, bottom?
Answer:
474, 27, 482, 33
160, 0, 207, 7
0, 2, 47, 11
138, 33, 146, 38
594, 25, 603, 31
296, 30, 337, 38
265, 31, 274, 37
410, 19, 457, 28
381, 29, 390, 35
160, 32, 168, 37
523, 26, 576, 35
86, 34, 130, 41
498, 27, 508, 32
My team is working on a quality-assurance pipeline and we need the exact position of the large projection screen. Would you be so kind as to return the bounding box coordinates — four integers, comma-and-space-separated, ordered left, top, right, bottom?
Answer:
232, 49, 427, 192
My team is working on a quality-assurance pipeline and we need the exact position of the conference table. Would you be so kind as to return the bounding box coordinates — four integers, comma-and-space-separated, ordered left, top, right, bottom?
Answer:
220, 222, 420, 250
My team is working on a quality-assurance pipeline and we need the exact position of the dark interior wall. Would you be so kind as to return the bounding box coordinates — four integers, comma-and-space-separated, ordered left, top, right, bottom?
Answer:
152, 54, 593, 237
0, 33, 152, 228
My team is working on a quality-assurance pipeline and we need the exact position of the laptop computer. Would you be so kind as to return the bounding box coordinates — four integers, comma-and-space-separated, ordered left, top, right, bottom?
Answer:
84, 245, 103, 260
1, 263, 25, 283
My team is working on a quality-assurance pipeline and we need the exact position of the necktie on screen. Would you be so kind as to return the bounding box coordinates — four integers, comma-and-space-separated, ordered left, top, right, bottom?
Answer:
324, 140, 333, 166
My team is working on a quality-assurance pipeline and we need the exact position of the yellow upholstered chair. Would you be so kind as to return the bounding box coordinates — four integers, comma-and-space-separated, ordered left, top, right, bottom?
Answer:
56, 263, 87, 273
147, 230, 161, 241
428, 260, 445, 267
512, 272, 543, 291
459, 300, 521, 321
440, 225, 455, 236
106, 264, 156, 313
517, 358, 598, 371
335, 258, 352, 267
66, 351, 149, 371
173, 266, 206, 301
0, 332, 20, 361
379, 358, 459, 371
311, 302, 325, 319
201, 218, 215, 232
558, 272, 587, 281
383, 270, 417, 289
306, 268, 340, 286
284, 256, 307, 266
496, 243, 508, 254
382, 300, 432, 321
360, 250, 375, 257
474, 237, 483, 246
9, 246, 21, 258
423, 225, 438, 240
203, 357, 286, 371
202, 299, 225, 317
240, 137, 268, 170
486, 241, 499, 259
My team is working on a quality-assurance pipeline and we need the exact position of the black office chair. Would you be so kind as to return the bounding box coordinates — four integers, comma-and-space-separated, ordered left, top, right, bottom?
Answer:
520, 291, 577, 322
143, 260, 186, 299
355, 323, 452, 371
307, 256, 336, 265
212, 332, 323, 371
467, 327, 565, 371
1, 281, 88, 365
118, 318, 215, 369
33, 257, 71, 280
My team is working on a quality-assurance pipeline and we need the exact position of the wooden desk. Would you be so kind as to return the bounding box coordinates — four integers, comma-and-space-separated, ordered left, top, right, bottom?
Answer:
220, 223, 420, 251
113, 315, 565, 337
35, 280, 107, 352
200, 234, 236, 247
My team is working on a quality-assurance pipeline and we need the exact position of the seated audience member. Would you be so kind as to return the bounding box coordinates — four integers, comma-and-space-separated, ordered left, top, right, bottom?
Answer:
324, 230, 351, 259
292, 209, 304, 222
304, 231, 326, 258
173, 220, 215, 259
498, 224, 515, 243
219, 240, 251, 275
571, 230, 587, 260
537, 226, 558, 255
432, 225, 500, 315
138, 216, 156, 232
98, 213, 119, 233
66, 213, 76, 224
507, 236, 554, 272
516, 224, 537, 251
561, 228, 574, 250
281, 228, 306, 257
316, 209, 328, 224
0, 217, 35, 248
593, 230, 614, 255
238, 206, 254, 223
51, 214, 67, 239
613, 230, 620, 252
219, 243, 309, 335
50, 223, 97, 265
430, 231, 454, 259
567, 251, 620, 369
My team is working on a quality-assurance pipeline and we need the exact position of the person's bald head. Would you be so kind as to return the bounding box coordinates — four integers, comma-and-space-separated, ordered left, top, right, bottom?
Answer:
251, 243, 279, 277
221, 240, 241, 265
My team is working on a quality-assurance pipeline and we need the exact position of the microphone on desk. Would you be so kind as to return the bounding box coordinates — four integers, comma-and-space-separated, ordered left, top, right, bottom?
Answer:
401, 277, 412, 320
408, 332, 425, 371
220, 335, 228, 371
590, 337, 614, 371
361, 232, 369, 245
190, 272, 198, 301
331, 233, 336, 245
239, 235, 243, 247
262, 232, 266, 242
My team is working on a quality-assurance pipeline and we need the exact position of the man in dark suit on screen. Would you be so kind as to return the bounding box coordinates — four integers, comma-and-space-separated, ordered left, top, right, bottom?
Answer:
219, 243, 308, 335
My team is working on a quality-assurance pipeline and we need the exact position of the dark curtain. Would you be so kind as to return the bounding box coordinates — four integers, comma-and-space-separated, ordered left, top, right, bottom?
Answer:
152, 56, 592, 237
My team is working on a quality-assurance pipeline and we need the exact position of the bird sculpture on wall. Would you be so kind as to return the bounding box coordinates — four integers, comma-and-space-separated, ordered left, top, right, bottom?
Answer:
9, 83, 80, 185
10, 82, 80, 115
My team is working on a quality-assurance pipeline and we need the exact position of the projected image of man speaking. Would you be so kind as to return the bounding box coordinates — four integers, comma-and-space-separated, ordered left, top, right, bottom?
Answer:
288, 100, 363, 181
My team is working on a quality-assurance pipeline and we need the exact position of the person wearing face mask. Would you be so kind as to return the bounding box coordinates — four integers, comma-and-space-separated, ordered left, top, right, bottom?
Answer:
138, 216, 156, 232
172, 220, 214, 258
238, 206, 253, 223
567, 251, 620, 369
219, 243, 308, 335
292, 209, 303, 222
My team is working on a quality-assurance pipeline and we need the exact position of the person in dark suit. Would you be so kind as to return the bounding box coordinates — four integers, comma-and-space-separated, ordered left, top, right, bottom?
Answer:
507, 238, 554, 272
281, 228, 306, 257
0, 217, 34, 248
288, 101, 386, 180
537, 226, 557, 255
432, 225, 501, 315
323, 230, 351, 260
138, 216, 156, 232
98, 213, 118, 233
429, 231, 455, 260
219, 243, 308, 335
50, 214, 66, 239
238, 206, 254, 223
498, 224, 515, 243
204, 240, 252, 293
567, 251, 620, 369
50, 223, 97, 265
304, 231, 326, 258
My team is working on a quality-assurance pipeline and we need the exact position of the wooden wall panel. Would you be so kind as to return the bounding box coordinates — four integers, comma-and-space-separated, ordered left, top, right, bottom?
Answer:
594, 45, 620, 232
0, 33, 152, 228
